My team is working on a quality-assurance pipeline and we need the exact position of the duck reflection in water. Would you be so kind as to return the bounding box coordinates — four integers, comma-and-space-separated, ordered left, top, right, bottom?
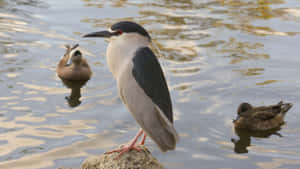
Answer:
56, 44, 92, 107
231, 127, 282, 154
62, 80, 88, 107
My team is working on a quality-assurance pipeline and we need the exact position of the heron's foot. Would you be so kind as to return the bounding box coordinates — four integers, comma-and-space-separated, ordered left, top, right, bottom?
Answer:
105, 144, 142, 160
139, 140, 145, 145
139, 134, 147, 145
105, 129, 144, 160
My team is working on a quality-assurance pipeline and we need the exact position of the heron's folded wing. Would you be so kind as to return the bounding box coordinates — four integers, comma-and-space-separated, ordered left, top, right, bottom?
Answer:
132, 47, 173, 123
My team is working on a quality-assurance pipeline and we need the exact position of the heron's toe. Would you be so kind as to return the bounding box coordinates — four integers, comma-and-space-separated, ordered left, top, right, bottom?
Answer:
105, 145, 142, 160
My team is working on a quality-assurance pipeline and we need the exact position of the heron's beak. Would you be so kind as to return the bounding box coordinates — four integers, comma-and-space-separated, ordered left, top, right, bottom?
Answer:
83, 31, 114, 38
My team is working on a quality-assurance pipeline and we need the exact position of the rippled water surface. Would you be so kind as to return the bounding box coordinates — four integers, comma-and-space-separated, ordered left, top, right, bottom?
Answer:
1, 0, 300, 168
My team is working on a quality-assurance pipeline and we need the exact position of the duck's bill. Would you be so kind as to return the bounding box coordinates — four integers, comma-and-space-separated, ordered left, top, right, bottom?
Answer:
83, 31, 115, 38
233, 115, 240, 122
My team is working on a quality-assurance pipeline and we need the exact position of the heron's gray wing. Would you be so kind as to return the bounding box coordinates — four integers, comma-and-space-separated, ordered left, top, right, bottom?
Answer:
132, 47, 173, 123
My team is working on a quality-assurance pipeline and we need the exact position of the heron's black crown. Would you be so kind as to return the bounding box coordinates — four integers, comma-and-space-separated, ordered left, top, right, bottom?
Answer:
111, 21, 151, 40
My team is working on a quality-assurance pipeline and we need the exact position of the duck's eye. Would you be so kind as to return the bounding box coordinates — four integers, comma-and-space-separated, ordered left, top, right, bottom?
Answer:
74, 50, 82, 56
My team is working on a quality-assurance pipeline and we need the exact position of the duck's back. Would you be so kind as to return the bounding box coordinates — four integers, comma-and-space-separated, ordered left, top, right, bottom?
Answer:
249, 109, 285, 130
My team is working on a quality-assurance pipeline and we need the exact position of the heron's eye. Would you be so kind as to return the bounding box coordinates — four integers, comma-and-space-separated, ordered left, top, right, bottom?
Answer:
118, 30, 123, 35
111, 30, 123, 36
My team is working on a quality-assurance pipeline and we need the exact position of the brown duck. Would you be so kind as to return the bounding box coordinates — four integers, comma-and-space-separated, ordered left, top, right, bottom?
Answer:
56, 44, 92, 81
233, 101, 292, 131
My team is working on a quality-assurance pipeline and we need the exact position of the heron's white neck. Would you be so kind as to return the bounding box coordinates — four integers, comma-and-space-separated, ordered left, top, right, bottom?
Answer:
106, 33, 151, 79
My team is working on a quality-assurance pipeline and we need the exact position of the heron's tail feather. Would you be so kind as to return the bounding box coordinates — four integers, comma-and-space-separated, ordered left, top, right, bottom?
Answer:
144, 106, 179, 152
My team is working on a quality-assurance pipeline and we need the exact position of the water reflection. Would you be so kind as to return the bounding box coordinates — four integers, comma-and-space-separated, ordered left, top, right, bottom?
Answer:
62, 80, 88, 107
233, 68, 264, 76
216, 0, 288, 27
218, 37, 269, 64
231, 127, 282, 154
1, 0, 46, 8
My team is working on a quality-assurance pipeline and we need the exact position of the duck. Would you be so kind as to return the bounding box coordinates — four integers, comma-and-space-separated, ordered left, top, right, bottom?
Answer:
233, 101, 292, 131
56, 44, 92, 81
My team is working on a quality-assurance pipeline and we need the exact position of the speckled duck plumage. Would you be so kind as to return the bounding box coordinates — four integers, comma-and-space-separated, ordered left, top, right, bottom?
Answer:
233, 101, 292, 131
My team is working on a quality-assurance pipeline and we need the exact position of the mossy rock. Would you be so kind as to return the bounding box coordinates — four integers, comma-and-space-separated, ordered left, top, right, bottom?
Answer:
82, 145, 165, 169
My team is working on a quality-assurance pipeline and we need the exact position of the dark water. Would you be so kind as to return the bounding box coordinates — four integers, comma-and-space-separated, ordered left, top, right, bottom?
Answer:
1, 0, 300, 168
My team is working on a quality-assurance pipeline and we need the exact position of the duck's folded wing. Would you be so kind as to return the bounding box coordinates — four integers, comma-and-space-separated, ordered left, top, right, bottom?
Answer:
252, 110, 277, 120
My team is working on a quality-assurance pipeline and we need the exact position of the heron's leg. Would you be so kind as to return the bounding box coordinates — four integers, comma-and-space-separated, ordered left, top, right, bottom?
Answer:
105, 129, 143, 159
139, 132, 147, 145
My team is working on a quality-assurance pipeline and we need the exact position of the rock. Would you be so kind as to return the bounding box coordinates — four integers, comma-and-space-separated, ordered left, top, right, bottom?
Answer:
82, 145, 165, 169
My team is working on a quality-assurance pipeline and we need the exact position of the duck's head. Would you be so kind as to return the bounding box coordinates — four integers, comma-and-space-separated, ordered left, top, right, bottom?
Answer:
70, 50, 82, 64
64, 44, 82, 66
237, 103, 253, 115
233, 102, 253, 122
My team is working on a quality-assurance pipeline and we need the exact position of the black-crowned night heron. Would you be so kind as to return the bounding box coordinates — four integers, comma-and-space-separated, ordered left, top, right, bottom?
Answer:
83, 21, 179, 158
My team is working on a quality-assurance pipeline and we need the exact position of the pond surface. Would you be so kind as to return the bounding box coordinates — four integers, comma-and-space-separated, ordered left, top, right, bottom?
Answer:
1, 0, 300, 169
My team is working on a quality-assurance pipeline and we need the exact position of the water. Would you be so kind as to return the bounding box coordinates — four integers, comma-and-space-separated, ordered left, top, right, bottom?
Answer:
1, 0, 300, 168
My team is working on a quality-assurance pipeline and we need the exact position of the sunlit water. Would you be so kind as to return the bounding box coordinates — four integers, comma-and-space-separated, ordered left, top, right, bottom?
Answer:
1, 0, 300, 168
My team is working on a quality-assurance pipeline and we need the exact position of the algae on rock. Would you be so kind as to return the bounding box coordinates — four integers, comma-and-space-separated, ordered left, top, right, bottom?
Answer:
82, 145, 165, 169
